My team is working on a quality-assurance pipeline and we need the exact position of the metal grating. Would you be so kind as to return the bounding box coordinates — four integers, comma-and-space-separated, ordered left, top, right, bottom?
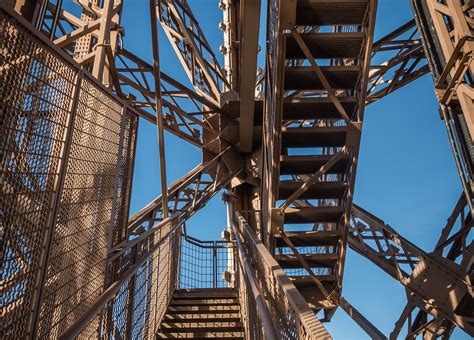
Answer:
179, 235, 234, 289
0, 7, 137, 338
75, 224, 182, 339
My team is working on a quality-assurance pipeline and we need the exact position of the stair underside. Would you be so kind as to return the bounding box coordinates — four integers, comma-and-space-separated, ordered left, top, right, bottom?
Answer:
296, 0, 369, 26
285, 32, 365, 59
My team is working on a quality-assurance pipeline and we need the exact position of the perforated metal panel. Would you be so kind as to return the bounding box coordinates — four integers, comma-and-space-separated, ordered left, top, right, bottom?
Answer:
0, 7, 137, 338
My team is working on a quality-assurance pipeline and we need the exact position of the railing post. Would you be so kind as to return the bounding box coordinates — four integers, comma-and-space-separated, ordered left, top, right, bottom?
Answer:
213, 246, 218, 288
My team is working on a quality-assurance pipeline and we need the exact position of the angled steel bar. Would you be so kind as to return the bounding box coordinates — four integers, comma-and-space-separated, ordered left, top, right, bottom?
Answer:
278, 147, 349, 211
116, 48, 223, 148
367, 19, 430, 104
124, 147, 242, 243
338, 297, 388, 340
289, 28, 354, 126
58, 151, 241, 337
150, 0, 169, 218
32, 0, 220, 149
349, 203, 474, 338
157, 0, 229, 106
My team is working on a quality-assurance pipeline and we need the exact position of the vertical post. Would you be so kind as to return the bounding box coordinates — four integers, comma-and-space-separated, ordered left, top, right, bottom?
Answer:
150, 0, 169, 218
92, 0, 115, 82
224, 192, 235, 287
213, 247, 218, 288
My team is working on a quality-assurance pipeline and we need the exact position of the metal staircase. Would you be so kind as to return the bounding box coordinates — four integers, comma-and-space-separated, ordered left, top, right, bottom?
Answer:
266, 0, 376, 319
157, 289, 244, 339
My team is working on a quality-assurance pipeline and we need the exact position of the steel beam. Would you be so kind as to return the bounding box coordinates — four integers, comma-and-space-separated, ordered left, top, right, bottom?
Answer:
367, 19, 430, 105
349, 203, 474, 338
124, 147, 242, 243
412, 0, 474, 213
150, 0, 169, 218
157, 0, 229, 106
238, 0, 261, 152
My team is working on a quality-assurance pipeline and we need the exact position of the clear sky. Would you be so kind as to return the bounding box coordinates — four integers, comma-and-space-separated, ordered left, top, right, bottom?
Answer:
122, 1, 467, 339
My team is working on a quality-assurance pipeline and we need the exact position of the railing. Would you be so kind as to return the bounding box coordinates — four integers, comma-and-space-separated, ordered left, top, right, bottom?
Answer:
61, 220, 182, 339
0, 6, 137, 339
179, 233, 235, 289
232, 213, 332, 340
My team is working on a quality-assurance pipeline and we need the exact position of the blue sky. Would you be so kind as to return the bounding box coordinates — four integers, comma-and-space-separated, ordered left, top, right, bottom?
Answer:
122, 1, 467, 338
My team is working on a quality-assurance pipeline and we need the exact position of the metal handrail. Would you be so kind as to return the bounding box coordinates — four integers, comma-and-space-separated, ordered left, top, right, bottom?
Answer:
231, 222, 279, 340
233, 212, 332, 339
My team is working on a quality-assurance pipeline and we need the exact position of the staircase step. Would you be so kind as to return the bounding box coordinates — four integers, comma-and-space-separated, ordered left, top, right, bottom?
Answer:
163, 315, 241, 323
160, 322, 243, 330
291, 277, 338, 310
170, 299, 238, 306
295, 0, 369, 26
284, 207, 344, 224
290, 275, 337, 283
283, 96, 357, 121
281, 126, 347, 148
276, 253, 338, 268
284, 66, 360, 90
156, 330, 244, 339
280, 154, 351, 175
275, 230, 342, 247
278, 181, 348, 200
285, 32, 365, 59
173, 288, 237, 299
168, 305, 240, 313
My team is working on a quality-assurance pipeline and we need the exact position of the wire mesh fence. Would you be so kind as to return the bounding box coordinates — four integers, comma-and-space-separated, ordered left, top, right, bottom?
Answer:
73, 222, 182, 340
0, 6, 137, 338
179, 235, 235, 289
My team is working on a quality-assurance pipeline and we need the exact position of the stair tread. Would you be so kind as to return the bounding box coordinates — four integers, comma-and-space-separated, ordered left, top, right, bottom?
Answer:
157, 333, 244, 339
285, 32, 365, 59
275, 230, 342, 246
160, 322, 243, 329
296, 0, 369, 25
159, 326, 244, 333
168, 305, 240, 313
276, 253, 338, 268
280, 154, 351, 175
278, 181, 348, 200
170, 299, 238, 306
281, 126, 348, 148
283, 96, 358, 120
284, 206, 345, 224
284, 65, 360, 90
173, 289, 237, 299
290, 275, 337, 283
163, 316, 241, 323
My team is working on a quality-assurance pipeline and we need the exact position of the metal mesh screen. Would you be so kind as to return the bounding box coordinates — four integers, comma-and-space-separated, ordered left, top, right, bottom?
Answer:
75, 224, 182, 340
179, 235, 234, 289
0, 7, 137, 338
1, 8, 77, 337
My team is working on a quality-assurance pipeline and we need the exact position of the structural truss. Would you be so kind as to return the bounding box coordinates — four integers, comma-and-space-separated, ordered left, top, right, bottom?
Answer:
1, 0, 473, 339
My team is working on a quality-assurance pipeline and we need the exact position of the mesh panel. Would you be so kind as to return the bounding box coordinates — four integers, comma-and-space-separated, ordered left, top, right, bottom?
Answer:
0, 8, 137, 338
36, 77, 125, 338
79, 226, 182, 340
179, 236, 234, 289
0, 8, 76, 338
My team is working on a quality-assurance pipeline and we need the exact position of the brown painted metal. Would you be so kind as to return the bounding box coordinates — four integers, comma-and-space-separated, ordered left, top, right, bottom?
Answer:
367, 19, 430, 104
349, 203, 474, 338
3, 0, 474, 338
